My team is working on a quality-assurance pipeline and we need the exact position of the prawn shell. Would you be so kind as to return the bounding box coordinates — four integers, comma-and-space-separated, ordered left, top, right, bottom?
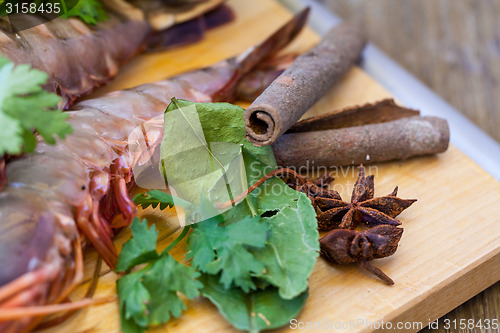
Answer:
6, 151, 89, 207
0, 187, 74, 286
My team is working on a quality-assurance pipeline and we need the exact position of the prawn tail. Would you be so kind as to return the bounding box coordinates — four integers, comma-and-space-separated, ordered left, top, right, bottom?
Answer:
211, 7, 310, 101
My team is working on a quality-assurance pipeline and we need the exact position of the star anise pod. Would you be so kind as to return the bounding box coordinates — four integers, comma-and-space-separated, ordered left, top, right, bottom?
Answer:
314, 166, 416, 231
285, 171, 342, 203
319, 225, 403, 285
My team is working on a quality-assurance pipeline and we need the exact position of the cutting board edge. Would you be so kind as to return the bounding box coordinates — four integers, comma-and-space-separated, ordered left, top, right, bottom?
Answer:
35, 0, 500, 332
375, 246, 500, 332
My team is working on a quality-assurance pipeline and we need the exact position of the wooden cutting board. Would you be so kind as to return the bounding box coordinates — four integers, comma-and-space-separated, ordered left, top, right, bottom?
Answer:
40, 0, 500, 332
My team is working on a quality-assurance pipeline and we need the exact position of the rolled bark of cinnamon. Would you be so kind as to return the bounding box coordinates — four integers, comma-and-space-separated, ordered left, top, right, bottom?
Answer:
272, 116, 450, 168
287, 99, 420, 133
244, 22, 366, 146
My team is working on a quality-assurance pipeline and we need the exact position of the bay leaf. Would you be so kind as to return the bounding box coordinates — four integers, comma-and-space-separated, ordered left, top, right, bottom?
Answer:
160, 99, 276, 209
200, 274, 308, 333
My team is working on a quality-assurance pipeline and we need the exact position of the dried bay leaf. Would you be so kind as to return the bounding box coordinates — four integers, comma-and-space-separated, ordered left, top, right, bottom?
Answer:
160, 99, 276, 207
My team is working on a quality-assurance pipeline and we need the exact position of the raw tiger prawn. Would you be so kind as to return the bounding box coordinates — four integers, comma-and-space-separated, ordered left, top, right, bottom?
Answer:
0, 0, 227, 109
0, 9, 309, 332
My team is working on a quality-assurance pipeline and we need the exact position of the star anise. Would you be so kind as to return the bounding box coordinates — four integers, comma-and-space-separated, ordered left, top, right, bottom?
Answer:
319, 225, 403, 285
314, 166, 416, 231
285, 171, 341, 202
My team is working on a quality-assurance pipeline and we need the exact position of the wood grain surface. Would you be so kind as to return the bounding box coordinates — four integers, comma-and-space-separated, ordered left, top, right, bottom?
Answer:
36, 1, 500, 332
319, 0, 500, 144
317, 1, 500, 332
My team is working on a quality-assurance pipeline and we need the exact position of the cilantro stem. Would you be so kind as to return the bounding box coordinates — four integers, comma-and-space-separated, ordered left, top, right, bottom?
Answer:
164, 226, 191, 254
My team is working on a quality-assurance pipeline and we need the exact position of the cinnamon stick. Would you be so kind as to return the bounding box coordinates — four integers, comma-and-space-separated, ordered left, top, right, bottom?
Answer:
272, 116, 450, 168
287, 99, 420, 133
244, 22, 366, 146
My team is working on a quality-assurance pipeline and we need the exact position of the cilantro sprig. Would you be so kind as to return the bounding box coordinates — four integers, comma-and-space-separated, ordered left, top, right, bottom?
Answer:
0, 56, 72, 155
187, 216, 268, 292
59, 0, 108, 25
186, 199, 269, 292
117, 218, 202, 333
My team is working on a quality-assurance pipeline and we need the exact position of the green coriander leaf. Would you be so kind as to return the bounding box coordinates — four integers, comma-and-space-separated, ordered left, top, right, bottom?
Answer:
7, 92, 70, 146
0, 111, 22, 154
117, 254, 202, 331
116, 218, 159, 272
204, 215, 268, 290
117, 271, 151, 329
0, 57, 72, 155
142, 255, 202, 325
120, 308, 144, 333
184, 206, 223, 271
186, 201, 269, 292
2, 61, 48, 95
201, 274, 308, 333
133, 190, 192, 211
61, 0, 108, 25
